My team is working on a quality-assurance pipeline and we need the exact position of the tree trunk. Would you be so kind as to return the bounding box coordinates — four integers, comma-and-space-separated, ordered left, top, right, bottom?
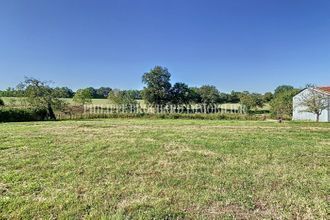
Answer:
316, 114, 320, 122
47, 104, 56, 120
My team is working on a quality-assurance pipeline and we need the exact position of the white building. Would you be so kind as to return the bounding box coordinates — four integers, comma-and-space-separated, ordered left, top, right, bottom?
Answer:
292, 87, 330, 122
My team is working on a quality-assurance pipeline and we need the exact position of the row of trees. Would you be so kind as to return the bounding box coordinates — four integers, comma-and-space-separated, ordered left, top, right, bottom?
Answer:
0, 66, 305, 119
106, 66, 276, 109
0, 86, 112, 99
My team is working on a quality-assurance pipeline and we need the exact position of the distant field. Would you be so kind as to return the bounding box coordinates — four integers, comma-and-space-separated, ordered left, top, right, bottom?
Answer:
0, 119, 328, 219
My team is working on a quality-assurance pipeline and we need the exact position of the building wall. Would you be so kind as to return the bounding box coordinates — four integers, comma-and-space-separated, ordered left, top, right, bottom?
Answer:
292, 89, 330, 122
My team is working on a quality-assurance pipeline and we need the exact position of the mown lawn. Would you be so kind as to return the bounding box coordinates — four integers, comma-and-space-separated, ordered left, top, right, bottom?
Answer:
0, 119, 329, 219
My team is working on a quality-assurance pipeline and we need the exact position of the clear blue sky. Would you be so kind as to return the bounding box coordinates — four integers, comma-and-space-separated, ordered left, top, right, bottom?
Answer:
0, 0, 329, 93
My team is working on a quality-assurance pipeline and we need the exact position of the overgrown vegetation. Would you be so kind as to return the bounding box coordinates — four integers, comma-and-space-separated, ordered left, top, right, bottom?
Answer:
73, 88, 93, 105
0, 107, 48, 122
0, 119, 329, 218
57, 112, 268, 121
270, 88, 300, 118
18, 78, 67, 120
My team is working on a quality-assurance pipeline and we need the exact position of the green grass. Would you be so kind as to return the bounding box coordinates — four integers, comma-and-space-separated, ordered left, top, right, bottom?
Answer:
0, 119, 329, 219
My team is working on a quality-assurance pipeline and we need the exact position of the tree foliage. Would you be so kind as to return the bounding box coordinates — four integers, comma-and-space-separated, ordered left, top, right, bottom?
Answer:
53, 87, 74, 98
195, 85, 220, 104
169, 83, 193, 105
270, 88, 299, 117
108, 89, 137, 105
274, 85, 295, 96
73, 88, 93, 105
0, 87, 25, 97
263, 92, 274, 102
239, 92, 264, 113
18, 78, 66, 120
96, 87, 112, 98
142, 66, 172, 105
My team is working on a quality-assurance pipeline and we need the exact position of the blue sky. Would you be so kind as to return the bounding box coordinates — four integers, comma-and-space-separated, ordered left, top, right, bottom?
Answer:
0, 0, 329, 93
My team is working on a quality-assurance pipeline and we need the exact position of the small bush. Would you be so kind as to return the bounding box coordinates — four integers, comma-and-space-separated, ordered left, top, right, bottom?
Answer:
0, 98, 4, 106
0, 108, 48, 122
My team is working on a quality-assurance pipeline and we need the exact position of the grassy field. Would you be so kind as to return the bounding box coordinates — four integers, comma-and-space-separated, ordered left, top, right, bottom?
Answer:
0, 119, 329, 219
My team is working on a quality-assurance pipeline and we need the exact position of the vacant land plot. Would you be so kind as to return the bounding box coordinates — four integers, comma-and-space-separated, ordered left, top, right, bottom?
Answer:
0, 119, 329, 219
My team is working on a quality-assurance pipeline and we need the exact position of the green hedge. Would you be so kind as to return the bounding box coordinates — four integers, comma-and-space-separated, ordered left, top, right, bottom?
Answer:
0, 108, 48, 122
59, 113, 269, 121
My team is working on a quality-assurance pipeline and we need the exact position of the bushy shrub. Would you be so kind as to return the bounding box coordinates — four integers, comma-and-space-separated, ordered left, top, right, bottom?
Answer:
0, 98, 4, 106
0, 108, 48, 122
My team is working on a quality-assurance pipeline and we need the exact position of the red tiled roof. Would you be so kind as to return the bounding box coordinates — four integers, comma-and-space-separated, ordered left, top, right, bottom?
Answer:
317, 87, 330, 94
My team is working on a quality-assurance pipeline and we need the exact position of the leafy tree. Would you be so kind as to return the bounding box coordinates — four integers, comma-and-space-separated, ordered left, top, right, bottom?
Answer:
142, 66, 172, 105
196, 85, 220, 104
18, 78, 65, 120
270, 89, 299, 117
188, 87, 202, 103
53, 87, 74, 98
239, 92, 264, 113
218, 93, 233, 103
263, 92, 274, 102
125, 90, 142, 100
0, 87, 25, 97
169, 82, 193, 105
85, 87, 98, 98
274, 85, 294, 96
73, 88, 93, 105
227, 91, 241, 103
296, 87, 328, 122
108, 89, 137, 105
96, 87, 112, 98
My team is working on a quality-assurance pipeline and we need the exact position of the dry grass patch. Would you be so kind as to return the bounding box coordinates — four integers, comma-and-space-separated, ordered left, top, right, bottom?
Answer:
0, 119, 329, 219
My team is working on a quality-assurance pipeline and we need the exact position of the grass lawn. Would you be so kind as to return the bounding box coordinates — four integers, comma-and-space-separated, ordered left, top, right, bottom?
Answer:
0, 119, 329, 219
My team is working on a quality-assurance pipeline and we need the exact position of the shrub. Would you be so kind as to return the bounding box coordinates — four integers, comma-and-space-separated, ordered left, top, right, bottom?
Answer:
0, 108, 48, 122
0, 98, 4, 106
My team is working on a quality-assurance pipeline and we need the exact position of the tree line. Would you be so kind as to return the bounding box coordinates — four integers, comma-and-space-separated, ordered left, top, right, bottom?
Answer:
0, 66, 301, 119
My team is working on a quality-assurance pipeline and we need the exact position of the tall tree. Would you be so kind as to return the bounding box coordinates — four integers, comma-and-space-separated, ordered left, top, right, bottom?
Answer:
169, 82, 193, 105
270, 89, 299, 117
96, 87, 112, 98
142, 66, 172, 105
239, 92, 264, 113
19, 78, 64, 120
274, 85, 294, 96
196, 85, 220, 104
53, 87, 74, 98
263, 92, 274, 102
73, 88, 93, 105
297, 87, 328, 122
228, 91, 241, 103
108, 89, 137, 105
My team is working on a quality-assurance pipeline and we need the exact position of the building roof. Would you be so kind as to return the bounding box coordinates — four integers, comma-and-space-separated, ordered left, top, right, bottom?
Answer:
316, 87, 330, 95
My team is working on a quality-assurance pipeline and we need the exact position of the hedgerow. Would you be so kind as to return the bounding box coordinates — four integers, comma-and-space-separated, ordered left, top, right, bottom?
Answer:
0, 108, 48, 122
